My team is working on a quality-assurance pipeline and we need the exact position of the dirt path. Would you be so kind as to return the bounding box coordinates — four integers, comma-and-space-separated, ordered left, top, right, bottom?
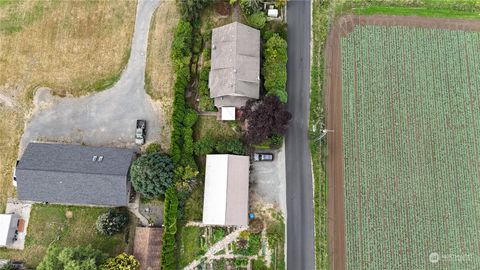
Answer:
19, 0, 162, 154
325, 15, 480, 270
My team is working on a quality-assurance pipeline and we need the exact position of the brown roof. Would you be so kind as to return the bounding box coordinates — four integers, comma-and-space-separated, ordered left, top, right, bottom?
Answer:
209, 22, 260, 108
133, 227, 163, 270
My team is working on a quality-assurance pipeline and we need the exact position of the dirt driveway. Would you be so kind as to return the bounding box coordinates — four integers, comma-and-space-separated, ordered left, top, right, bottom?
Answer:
19, 0, 162, 153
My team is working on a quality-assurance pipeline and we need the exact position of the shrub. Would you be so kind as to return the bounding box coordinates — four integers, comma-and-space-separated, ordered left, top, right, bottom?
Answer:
215, 139, 246, 155
96, 209, 128, 236
145, 143, 161, 154
130, 153, 175, 198
183, 108, 198, 128
194, 136, 216, 156
176, 0, 210, 23
263, 34, 288, 102
161, 188, 179, 270
37, 245, 107, 270
247, 12, 267, 30
270, 134, 284, 149
240, 0, 262, 15
182, 128, 194, 160
101, 253, 139, 270
171, 20, 193, 72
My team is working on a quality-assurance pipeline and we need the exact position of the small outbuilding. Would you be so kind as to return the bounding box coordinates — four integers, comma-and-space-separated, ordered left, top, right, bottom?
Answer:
202, 154, 250, 226
16, 143, 135, 206
0, 214, 19, 247
209, 22, 260, 112
133, 227, 163, 270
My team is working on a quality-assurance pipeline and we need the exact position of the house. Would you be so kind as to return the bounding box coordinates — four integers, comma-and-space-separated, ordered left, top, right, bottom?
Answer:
133, 227, 163, 270
202, 154, 250, 226
16, 143, 135, 207
209, 22, 260, 120
0, 214, 19, 247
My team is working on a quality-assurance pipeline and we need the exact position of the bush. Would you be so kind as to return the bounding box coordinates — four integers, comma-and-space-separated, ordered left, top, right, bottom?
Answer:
96, 209, 128, 236
130, 153, 175, 198
183, 108, 198, 128
270, 134, 284, 149
176, 0, 210, 23
194, 136, 216, 156
215, 139, 246, 155
171, 20, 193, 72
247, 12, 267, 30
161, 188, 179, 270
101, 253, 139, 270
263, 34, 288, 103
37, 245, 107, 270
145, 143, 161, 154
240, 0, 262, 15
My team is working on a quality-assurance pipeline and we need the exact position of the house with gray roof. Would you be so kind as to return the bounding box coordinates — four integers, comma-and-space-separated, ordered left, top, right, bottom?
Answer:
209, 22, 260, 111
16, 143, 135, 206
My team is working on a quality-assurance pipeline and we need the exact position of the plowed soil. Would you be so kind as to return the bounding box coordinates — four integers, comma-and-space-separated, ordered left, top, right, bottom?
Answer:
325, 15, 480, 270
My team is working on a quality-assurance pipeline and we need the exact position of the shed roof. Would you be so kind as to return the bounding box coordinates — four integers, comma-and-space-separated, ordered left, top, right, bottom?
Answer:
202, 154, 250, 226
133, 227, 163, 270
16, 143, 134, 206
209, 22, 260, 107
0, 214, 13, 246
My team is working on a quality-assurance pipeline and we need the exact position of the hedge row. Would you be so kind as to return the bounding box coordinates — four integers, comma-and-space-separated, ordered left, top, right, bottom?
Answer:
263, 34, 288, 103
193, 136, 246, 156
160, 188, 179, 270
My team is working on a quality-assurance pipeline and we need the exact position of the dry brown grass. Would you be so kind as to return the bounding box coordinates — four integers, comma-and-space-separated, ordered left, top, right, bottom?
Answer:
145, 0, 179, 151
0, 0, 137, 211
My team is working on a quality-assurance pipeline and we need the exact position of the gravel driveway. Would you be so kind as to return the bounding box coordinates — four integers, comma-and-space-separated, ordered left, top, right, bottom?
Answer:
19, 0, 162, 153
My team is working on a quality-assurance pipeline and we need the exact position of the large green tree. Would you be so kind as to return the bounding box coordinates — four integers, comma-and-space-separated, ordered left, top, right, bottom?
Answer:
37, 245, 106, 270
130, 153, 175, 199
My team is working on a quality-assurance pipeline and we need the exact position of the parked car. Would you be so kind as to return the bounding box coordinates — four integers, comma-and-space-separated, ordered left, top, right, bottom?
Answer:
12, 160, 19, 187
135, 120, 147, 145
253, 153, 274, 161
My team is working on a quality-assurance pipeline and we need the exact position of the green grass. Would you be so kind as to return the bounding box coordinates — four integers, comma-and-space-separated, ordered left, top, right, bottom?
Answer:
0, 204, 126, 268
353, 6, 480, 19
310, 0, 331, 269
178, 226, 204, 268
0, 1, 55, 34
341, 25, 480, 270
193, 116, 241, 141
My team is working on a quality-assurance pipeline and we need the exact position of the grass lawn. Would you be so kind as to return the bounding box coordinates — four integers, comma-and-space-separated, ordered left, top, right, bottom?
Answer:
0, 0, 137, 212
0, 205, 128, 268
194, 116, 241, 141
178, 226, 205, 268
145, 0, 179, 151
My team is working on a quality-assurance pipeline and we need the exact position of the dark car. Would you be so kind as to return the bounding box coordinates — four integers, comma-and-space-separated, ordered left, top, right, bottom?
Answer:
253, 153, 274, 161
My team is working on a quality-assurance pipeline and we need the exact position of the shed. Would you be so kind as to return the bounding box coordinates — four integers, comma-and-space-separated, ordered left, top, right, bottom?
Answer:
0, 214, 19, 247
133, 227, 163, 270
202, 154, 250, 226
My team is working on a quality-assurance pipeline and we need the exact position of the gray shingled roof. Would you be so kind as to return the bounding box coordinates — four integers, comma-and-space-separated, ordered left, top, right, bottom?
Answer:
209, 22, 260, 108
16, 143, 135, 206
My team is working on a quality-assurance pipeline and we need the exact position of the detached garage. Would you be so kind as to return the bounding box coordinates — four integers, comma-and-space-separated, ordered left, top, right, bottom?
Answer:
202, 154, 250, 226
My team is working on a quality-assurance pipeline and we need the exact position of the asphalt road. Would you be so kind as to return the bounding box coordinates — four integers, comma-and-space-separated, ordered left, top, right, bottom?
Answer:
285, 0, 315, 269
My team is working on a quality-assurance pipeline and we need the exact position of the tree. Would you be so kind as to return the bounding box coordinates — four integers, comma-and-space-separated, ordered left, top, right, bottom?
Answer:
130, 153, 175, 198
240, 96, 292, 145
37, 245, 106, 270
96, 209, 128, 236
193, 136, 216, 156
101, 253, 139, 270
176, 0, 210, 23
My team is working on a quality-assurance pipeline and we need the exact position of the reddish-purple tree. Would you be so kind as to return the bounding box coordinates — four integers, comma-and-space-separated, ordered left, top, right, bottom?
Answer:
240, 96, 292, 145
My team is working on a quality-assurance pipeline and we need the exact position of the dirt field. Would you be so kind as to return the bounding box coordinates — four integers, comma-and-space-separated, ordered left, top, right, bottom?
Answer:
0, 0, 136, 211
325, 15, 480, 270
145, 0, 179, 151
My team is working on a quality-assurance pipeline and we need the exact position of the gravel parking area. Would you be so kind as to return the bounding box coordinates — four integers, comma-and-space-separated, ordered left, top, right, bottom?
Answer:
249, 143, 287, 215
19, 0, 162, 153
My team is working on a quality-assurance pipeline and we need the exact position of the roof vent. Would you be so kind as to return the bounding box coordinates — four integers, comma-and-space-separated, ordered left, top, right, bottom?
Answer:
233, 69, 237, 73
98, 156, 104, 162
92, 155, 97, 162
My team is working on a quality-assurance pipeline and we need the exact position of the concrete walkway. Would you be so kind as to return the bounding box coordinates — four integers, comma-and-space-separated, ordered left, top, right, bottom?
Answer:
19, 0, 162, 154
128, 194, 149, 226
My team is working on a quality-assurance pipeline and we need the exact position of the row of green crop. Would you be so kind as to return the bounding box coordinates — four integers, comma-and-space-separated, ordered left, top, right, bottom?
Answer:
341, 25, 480, 270
310, 0, 333, 270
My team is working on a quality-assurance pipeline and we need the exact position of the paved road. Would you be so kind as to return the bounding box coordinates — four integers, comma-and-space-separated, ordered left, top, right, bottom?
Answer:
19, 0, 162, 153
285, 0, 315, 269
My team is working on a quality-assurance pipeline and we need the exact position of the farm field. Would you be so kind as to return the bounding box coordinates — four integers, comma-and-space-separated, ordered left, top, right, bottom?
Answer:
326, 15, 480, 270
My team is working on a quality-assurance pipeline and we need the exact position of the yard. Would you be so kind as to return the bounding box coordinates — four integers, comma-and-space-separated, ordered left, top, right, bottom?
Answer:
0, 0, 136, 212
0, 204, 134, 268
326, 15, 480, 269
